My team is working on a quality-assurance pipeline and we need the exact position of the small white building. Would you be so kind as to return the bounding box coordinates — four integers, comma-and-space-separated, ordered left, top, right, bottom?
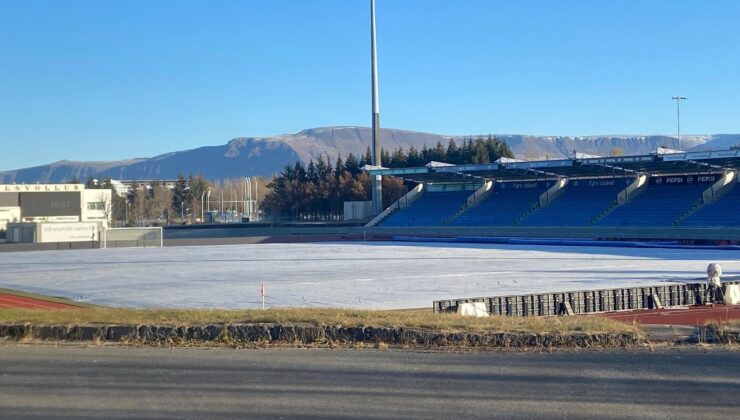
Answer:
0, 184, 112, 233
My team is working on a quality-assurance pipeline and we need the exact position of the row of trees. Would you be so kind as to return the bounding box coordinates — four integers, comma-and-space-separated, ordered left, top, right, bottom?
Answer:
383, 136, 513, 168
259, 155, 406, 221
81, 137, 514, 223
259, 137, 514, 220
86, 175, 267, 226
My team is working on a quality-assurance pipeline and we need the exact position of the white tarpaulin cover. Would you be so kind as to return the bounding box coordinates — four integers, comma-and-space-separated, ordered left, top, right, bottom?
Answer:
1, 242, 738, 309
457, 302, 489, 317
724, 284, 740, 305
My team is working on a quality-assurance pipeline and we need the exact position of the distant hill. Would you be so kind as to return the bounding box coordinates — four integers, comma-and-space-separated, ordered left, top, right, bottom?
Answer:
1, 127, 738, 183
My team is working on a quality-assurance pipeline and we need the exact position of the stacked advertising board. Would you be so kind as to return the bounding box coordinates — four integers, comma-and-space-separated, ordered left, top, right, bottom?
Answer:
19, 192, 81, 218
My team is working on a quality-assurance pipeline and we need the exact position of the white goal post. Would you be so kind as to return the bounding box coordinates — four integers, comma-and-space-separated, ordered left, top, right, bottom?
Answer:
101, 227, 164, 249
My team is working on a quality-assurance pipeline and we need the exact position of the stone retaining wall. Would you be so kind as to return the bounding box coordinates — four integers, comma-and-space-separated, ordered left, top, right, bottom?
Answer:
0, 323, 642, 348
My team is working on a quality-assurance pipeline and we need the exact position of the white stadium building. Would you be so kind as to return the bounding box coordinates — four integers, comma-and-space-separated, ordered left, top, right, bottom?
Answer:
0, 184, 112, 243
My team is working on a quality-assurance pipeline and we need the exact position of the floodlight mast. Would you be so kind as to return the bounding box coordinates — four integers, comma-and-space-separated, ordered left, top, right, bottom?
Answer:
671, 96, 687, 150
370, 0, 383, 215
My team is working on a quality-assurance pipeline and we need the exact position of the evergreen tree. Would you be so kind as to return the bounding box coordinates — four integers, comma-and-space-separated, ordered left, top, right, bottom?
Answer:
381, 148, 391, 167
334, 154, 344, 181
171, 174, 192, 219
389, 148, 408, 168
294, 161, 307, 182
421, 145, 431, 163
472, 138, 490, 163
462, 138, 475, 163
344, 153, 361, 175
316, 155, 328, 180
407, 145, 423, 167
446, 139, 462, 164
307, 160, 318, 184
363, 147, 373, 166
432, 141, 447, 162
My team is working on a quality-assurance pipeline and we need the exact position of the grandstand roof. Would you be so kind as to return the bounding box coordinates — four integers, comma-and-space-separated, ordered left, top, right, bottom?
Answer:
367, 149, 740, 183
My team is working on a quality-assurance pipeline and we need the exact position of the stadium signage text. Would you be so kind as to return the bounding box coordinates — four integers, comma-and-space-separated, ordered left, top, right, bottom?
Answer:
1, 184, 83, 192
507, 160, 572, 169
582, 156, 654, 164
653, 175, 717, 185
501, 182, 544, 190
39, 222, 97, 243
587, 180, 615, 187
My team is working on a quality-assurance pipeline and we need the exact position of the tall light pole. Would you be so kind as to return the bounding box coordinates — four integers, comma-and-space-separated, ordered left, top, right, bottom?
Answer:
244, 177, 249, 217
370, 0, 383, 216
200, 190, 206, 223
672, 96, 687, 150
206, 188, 212, 223
246, 176, 252, 218
254, 179, 259, 221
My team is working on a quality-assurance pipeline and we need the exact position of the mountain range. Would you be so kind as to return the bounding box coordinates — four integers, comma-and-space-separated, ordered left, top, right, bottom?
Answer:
1, 127, 739, 183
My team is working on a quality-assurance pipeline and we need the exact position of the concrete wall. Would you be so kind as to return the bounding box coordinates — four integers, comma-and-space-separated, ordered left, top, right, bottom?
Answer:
165, 224, 740, 242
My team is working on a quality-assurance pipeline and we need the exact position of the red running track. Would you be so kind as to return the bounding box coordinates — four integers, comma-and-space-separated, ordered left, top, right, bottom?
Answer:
602, 304, 740, 326
0, 293, 77, 310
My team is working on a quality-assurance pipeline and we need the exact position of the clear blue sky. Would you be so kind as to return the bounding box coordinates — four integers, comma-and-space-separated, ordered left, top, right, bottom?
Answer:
1, 0, 739, 170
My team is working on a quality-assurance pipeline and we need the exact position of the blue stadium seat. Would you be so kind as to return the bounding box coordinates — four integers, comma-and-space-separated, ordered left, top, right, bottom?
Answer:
681, 183, 740, 226
521, 178, 630, 226
377, 175, 730, 229
450, 181, 553, 226
597, 176, 712, 227
379, 190, 470, 227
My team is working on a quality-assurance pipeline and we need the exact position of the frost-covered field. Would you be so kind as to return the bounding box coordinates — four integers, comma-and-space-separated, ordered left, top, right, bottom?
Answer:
0, 242, 737, 309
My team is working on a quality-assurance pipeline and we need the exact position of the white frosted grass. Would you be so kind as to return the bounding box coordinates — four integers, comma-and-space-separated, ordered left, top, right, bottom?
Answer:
0, 242, 737, 309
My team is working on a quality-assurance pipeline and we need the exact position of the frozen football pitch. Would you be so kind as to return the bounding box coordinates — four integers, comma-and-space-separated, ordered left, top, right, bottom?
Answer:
1, 242, 737, 309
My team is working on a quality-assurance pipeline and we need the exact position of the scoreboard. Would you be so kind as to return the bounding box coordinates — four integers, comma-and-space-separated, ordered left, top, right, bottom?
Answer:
19, 192, 81, 217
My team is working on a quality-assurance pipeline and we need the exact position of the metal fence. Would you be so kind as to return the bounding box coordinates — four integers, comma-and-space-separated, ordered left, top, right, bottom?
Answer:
433, 280, 740, 317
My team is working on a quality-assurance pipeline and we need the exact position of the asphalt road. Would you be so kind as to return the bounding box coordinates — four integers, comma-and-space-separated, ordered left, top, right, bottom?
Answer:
0, 345, 738, 419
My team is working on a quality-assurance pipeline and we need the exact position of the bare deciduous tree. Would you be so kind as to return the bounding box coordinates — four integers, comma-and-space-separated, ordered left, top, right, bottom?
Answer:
148, 184, 173, 225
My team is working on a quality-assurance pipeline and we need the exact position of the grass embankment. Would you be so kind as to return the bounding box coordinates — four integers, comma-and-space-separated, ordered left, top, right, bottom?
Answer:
0, 307, 635, 334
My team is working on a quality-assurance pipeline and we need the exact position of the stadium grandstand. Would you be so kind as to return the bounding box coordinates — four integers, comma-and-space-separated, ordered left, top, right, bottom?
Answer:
367, 149, 740, 229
